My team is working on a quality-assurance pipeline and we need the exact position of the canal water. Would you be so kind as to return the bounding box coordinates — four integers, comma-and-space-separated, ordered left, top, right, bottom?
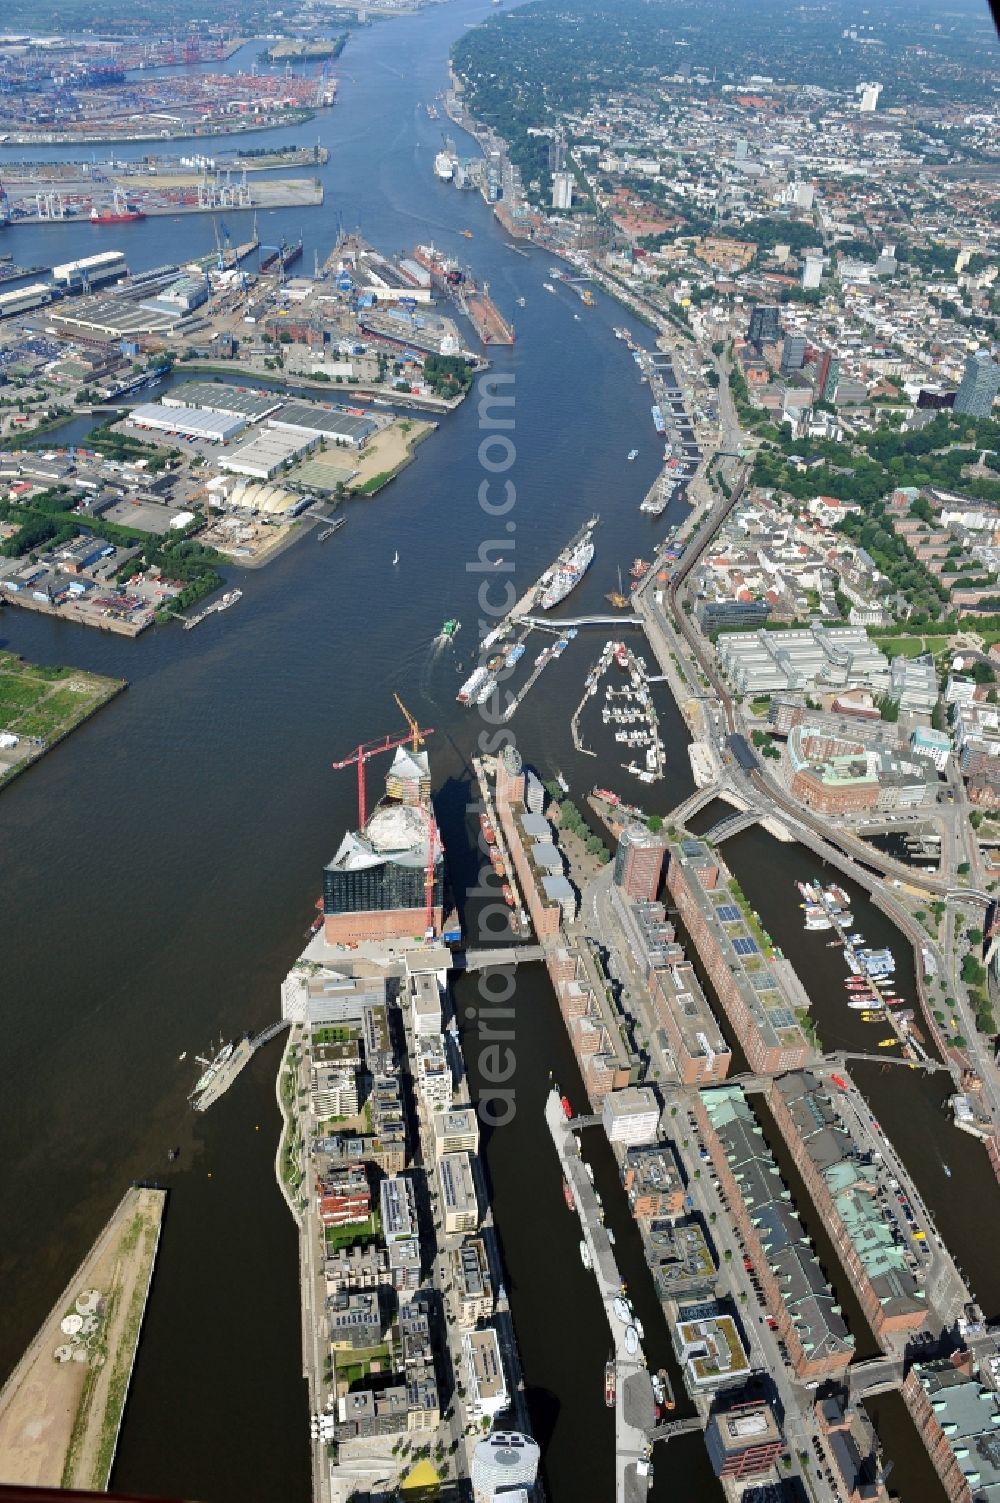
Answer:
0, 7, 994, 1503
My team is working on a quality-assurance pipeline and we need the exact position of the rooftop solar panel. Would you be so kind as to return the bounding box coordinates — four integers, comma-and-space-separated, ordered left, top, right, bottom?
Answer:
716, 904, 741, 922
733, 936, 759, 957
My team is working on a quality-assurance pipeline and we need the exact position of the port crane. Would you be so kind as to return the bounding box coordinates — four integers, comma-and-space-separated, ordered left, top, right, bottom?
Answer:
331, 700, 435, 829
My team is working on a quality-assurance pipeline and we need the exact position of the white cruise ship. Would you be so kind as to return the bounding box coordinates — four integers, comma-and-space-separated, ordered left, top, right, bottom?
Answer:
539, 538, 595, 610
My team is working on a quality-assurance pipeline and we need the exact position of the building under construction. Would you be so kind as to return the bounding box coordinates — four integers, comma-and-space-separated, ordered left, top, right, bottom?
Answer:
323, 747, 444, 945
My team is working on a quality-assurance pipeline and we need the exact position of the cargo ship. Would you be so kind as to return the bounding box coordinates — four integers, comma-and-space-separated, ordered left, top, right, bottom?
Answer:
539, 530, 595, 610
90, 206, 145, 224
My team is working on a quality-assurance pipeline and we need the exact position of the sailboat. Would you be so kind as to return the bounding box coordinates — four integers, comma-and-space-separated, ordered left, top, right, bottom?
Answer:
606, 565, 629, 609
393, 549, 399, 566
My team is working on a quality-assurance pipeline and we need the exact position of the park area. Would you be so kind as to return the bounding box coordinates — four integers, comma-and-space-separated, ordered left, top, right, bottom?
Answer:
0, 652, 125, 788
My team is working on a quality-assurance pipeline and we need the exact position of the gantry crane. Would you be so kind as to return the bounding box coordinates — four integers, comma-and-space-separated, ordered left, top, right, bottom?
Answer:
331, 700, 435, 830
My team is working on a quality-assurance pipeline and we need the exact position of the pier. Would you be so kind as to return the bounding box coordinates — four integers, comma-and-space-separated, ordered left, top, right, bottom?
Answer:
544, 1090, 654, 1502
486, 514, 599, 641
501, 644, 558, 722
0, 1186, 166, 1492
192, 1018, 290, 1112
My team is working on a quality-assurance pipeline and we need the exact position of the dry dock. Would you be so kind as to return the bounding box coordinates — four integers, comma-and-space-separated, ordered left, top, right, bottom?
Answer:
0, 1185, 166, 1492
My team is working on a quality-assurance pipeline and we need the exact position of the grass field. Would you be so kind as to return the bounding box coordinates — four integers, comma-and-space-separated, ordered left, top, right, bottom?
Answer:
877, 635, 952, 659
0, 652, 124, 786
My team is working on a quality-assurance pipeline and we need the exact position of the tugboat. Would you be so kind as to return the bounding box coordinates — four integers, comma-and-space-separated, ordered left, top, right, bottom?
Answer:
440, 617, 461, 638
655, 1368, 675, 1411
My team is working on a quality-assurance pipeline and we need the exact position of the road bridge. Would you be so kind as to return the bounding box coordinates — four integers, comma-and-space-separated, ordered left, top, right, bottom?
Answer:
847, 1357, 904, 1400
667, 783, 732, 827
702, 808, 761, 844
458, 945, 546, 971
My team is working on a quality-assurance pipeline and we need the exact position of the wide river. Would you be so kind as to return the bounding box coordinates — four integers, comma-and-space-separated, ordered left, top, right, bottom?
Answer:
0, 7, 994, 1501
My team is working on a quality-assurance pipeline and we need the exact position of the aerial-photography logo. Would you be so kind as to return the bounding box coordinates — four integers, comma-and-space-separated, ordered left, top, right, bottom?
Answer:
465, 370, 519, 1128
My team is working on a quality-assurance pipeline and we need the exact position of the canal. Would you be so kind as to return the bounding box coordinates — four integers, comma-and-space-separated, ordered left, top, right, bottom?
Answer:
0, 6, 995, 1503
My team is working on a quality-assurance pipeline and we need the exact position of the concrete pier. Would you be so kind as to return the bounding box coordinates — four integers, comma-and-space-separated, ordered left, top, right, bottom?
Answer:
544, 1091, 652, 1503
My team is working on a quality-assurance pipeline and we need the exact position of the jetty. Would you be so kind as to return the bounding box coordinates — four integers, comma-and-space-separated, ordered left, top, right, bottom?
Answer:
0, 1186, 166, 1493
191, 1019, 289, 1111
545, 1091, 653, 1502
482, 514, 599, 647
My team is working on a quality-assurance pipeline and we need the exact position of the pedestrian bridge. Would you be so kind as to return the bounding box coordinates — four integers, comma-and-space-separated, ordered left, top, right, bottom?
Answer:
520, 614, 642, 629
649, 1414, 703, 1443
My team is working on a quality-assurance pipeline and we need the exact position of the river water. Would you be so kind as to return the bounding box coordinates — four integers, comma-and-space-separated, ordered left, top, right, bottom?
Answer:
0, 7, 993, 1501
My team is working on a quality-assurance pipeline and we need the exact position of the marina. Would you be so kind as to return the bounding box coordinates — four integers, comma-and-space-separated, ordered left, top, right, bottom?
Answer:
570, 638, 665, 781
797, 880, 932, 1063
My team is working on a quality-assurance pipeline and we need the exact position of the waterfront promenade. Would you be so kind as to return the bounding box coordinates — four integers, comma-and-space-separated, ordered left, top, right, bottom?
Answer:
544, 1090, 652, 1503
